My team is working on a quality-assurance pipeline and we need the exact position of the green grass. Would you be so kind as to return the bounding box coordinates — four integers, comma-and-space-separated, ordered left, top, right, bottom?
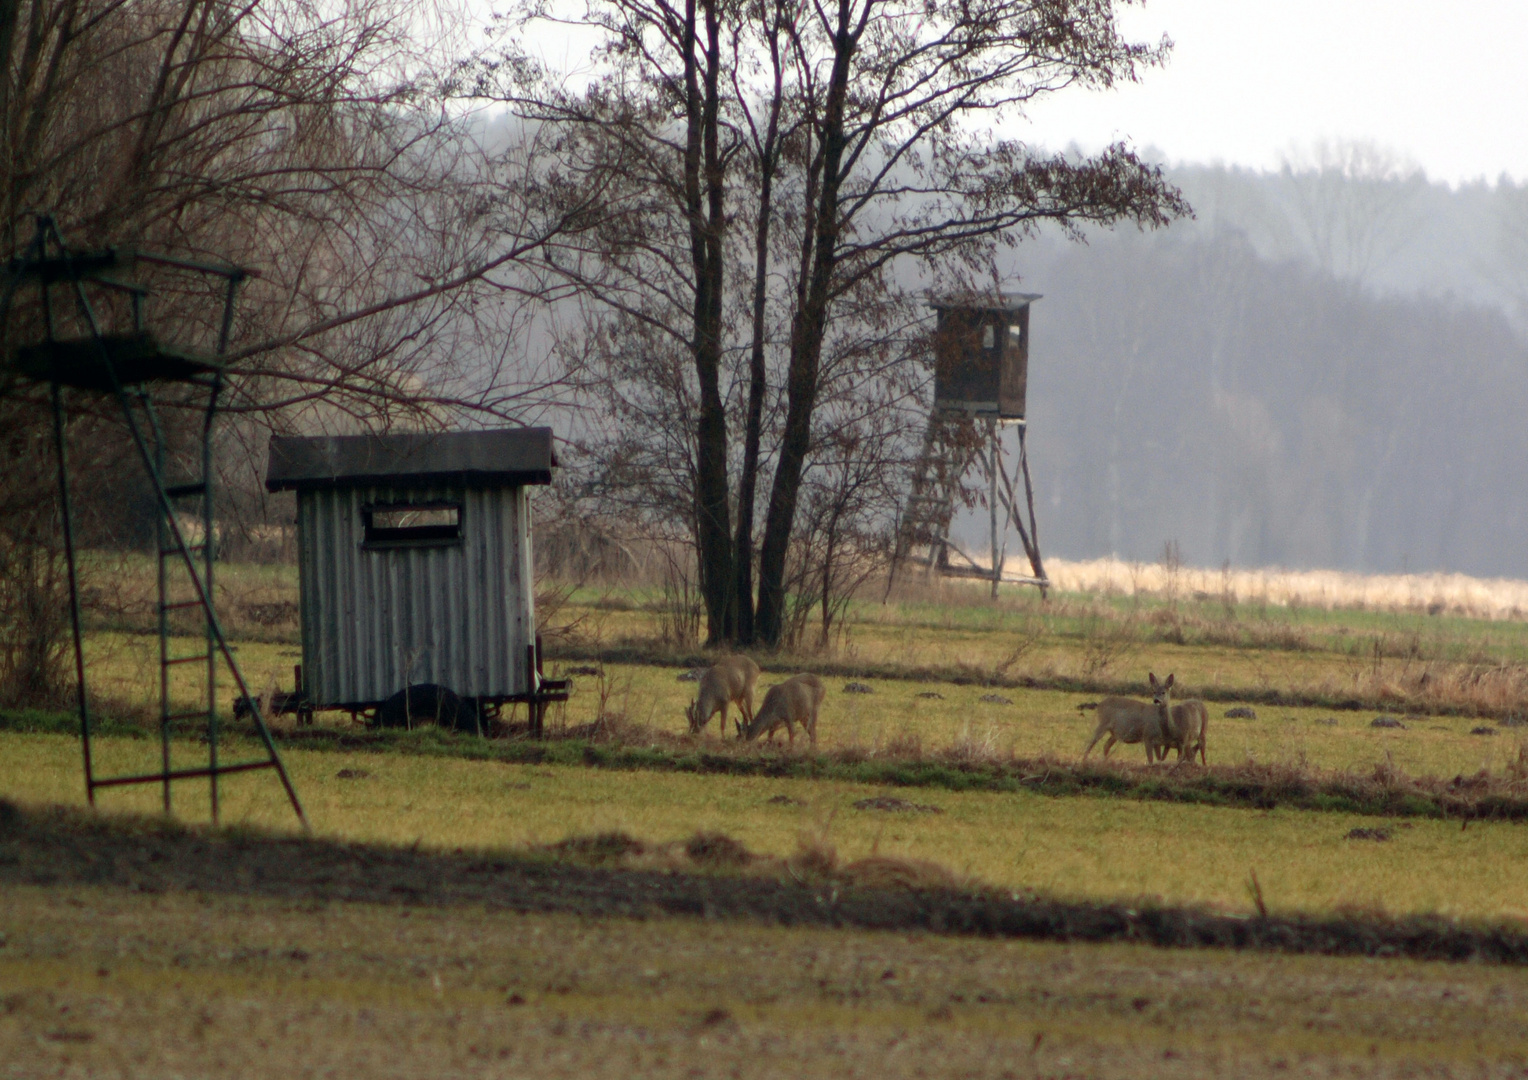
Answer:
59, 632, 1528, 781
554, 661, 1528, 779
11, 557, 1528, 1076
5, 731, 1528, 921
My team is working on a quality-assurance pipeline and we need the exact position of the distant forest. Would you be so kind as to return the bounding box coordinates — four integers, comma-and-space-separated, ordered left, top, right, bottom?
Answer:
976, 154, 1528, 579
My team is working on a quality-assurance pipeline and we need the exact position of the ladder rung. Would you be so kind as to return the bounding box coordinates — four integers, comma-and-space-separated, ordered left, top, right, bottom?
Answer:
163, 654, 210, 666
165, 482, 207, 499
159, 600, 204, 612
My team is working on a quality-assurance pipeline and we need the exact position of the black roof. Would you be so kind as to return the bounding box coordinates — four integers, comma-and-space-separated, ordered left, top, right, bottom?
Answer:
929, 291, 1042, 313
265, 428, 557, 492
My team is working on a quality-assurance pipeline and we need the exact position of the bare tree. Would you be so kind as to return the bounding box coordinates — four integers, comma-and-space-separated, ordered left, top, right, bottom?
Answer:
0, 0, 603, 704
747, 0, 1188, 645
481, 0, 1187, 648
1491, 179, 1528, 330
480, 0, 742, 643
1276, 139, 1426, 286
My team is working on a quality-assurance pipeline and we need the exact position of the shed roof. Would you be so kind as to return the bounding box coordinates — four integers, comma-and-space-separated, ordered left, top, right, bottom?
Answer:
929, 292, 1042, 313
265, 427, 557, 492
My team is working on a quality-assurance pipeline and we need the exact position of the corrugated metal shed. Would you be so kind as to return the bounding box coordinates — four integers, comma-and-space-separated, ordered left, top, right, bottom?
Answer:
266, 428, 554, 709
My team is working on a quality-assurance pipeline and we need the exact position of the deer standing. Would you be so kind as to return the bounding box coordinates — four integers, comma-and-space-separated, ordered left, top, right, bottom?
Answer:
1081, 672, 1174, 762
1158, 698, 1209, 764
737, 673, 826, 746
685, 656, 761, 737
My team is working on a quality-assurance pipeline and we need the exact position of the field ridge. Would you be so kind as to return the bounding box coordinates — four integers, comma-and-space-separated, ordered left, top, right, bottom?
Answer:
4, 798, 1527, 966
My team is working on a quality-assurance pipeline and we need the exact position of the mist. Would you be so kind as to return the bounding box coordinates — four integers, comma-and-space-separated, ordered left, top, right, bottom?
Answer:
954, 161, 1528, 579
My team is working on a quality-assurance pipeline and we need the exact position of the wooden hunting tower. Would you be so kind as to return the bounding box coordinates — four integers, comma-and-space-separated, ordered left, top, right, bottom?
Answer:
890, 293, 1048, 597
930, 292, 1037, 418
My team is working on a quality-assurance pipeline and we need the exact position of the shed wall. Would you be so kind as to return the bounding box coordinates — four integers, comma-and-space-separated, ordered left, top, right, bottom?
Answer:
296, 484, 534, 706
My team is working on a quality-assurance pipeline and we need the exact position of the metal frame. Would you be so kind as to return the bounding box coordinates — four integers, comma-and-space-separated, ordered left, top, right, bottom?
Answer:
2, 215, 306, 828
251, 634, 571, 739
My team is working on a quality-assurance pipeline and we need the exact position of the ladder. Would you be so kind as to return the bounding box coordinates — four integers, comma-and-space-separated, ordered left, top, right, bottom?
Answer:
3, 215, 307, 828
887, 412, 980, 593
887, 410, 1049, 599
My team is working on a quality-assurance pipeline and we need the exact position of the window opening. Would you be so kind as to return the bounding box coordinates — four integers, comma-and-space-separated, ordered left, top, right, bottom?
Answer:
363, 502, 462, 547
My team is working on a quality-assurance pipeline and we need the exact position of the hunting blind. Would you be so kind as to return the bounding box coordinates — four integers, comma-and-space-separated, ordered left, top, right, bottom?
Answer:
890, 292, 1048, 597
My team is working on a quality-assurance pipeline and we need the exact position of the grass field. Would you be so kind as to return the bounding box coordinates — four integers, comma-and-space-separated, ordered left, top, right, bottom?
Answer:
9, 554, 1528, 1076
8, 878, 1528, 1079
4, 732, 1527, 921
68, 630, 1528, 781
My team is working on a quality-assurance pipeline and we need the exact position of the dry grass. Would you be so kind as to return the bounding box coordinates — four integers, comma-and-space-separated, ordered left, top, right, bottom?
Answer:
1039, 555, 1528, 622
532, 823, 968, 893
42, 637, 1528, 788
7, 874, 1528, 1079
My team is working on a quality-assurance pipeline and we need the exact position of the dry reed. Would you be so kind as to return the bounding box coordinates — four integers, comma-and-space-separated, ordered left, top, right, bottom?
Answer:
1032, 556, 1528, 622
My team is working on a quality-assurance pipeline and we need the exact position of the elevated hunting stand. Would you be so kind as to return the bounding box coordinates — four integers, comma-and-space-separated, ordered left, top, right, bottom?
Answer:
888, 293, 1049, 599
1, 215, 306, 827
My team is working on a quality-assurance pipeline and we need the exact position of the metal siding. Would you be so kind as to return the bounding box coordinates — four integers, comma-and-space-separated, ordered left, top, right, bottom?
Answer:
516, 487, 535, 693
296, 483, 528, 706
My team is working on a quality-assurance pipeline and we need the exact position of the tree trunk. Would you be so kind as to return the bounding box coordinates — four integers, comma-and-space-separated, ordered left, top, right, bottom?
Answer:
753, 1, 858, 646
733, 8, 785, 646
685, 0, 734, 644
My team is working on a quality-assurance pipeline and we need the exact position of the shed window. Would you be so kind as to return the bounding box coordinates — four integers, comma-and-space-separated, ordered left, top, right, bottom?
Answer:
362, 503, 462, 548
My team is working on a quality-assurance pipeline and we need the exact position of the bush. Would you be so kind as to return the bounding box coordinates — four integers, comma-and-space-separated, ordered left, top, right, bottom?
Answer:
0, 536, 70, 709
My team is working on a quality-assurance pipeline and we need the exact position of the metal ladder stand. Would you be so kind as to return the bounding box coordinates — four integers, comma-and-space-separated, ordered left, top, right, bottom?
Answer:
3, 215, 306, 828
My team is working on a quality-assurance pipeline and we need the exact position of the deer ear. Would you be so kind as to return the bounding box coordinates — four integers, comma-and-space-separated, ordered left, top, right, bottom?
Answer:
1166, 674, 1174, 688
1149, 673, 1158, 687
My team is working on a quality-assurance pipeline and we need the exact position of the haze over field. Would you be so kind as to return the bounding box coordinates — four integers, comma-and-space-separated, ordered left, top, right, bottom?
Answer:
953, 160, 1528, 581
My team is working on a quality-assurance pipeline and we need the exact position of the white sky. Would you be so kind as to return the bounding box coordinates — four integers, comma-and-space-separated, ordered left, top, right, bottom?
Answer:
489, 0, 1528, 186
1019, 0, 1528, 186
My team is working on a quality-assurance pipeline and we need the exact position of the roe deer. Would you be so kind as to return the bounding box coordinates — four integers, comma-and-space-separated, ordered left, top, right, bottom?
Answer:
738, 673, 826, 746
686, 655, 761, 736
1081, 672, 1173, 762
1159, 699, 1208, 764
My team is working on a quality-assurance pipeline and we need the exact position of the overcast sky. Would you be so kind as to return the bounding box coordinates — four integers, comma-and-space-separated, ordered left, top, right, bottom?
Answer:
492, 0, 1528, 186
1020, 0, 1528, 186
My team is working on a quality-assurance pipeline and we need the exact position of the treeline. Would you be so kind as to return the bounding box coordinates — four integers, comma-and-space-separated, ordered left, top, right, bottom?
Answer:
1009, 222, 1528, 578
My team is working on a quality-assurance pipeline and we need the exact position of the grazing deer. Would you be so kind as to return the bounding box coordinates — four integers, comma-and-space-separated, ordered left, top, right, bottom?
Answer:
1081, 672, 1174, 762
1159, 698, 1209, 765
685, 656, 761, 737
737, 673, 826, 746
